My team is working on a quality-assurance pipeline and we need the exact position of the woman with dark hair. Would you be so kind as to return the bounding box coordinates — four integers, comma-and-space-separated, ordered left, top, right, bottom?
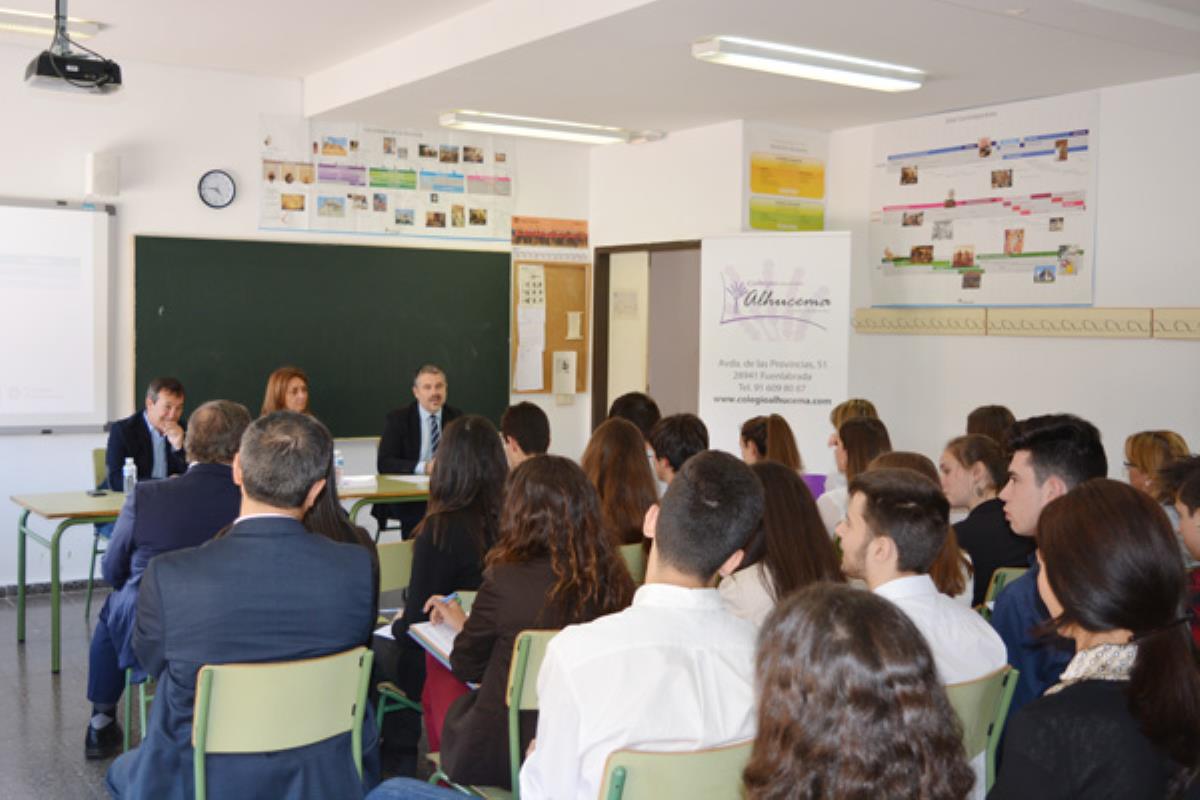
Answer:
719, 462, 842, 625
966, 404, 1015, 446
743, 583, 974, 800
739, 414, 803, 471
260, 365, 310, 415
869, 451, 975, 606
941, 434, 1034, 605
991, 479, 1200, 800
423, 456, 636, 787
817, 417, 892, 536
581, 417, 658, 545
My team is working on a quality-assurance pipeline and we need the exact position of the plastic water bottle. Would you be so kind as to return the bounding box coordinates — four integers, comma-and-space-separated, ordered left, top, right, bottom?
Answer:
334, 450, 345, 488
122, 457, 137, 493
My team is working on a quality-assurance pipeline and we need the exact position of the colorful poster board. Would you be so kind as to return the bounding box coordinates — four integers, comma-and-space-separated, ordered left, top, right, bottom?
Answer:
259, 117, 514, 240
744, 123, 828, 233
698, 233, 851, 475
868, 92, 1098, 306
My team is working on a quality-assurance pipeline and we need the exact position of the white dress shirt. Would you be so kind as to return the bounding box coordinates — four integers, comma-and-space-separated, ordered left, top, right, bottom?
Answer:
718, 563, 776, 627
519, 583, 757, 800
874, 574, 1006, 800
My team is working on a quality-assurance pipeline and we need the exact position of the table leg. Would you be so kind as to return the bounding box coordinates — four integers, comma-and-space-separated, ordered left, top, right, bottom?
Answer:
17, 510, 29, 643
348, 498, 370, 527
50, 519, 71, 674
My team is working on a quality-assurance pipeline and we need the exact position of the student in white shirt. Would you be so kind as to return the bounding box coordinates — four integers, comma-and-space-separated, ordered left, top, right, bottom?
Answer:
519, 451, 765, 800
837, 467, 1006, 800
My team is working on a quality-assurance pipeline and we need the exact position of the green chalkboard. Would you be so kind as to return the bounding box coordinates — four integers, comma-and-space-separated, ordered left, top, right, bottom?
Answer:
135, 236, 510, 437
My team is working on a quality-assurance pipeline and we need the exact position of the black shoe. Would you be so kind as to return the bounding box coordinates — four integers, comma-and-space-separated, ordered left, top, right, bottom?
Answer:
85, 721, 123, 760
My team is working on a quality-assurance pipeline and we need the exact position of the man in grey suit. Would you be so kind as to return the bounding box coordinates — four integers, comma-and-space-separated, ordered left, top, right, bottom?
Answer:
106, 411, 379, 800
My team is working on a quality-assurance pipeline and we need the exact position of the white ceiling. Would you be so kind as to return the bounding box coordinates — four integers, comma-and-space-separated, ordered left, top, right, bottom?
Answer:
4, 0, 1200, 134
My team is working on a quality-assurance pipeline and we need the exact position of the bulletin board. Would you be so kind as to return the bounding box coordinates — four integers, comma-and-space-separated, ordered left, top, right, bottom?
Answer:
510, 260, 590, 393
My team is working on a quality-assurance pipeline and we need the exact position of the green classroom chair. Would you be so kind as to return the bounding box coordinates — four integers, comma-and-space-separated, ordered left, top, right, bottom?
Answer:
374, 539, 424, 730
597, 740, 755, 800
985, 567, 1028, 604
619, 543, 647, 584
121, 668, 156, 752
427, 628, 558, 800
945, 665, 1019, 793
85, 447, 109, 619
192, 646, 373, 800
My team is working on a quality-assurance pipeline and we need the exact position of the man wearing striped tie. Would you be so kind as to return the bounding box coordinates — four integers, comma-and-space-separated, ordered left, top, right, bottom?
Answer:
374, 364, 462, 537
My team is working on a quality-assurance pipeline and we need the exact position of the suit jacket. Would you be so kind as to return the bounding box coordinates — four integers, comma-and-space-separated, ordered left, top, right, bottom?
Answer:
953, 498, 1036, 606
990, 562, 1074, 716
111, 516, 379, 800
376, 402, 462, 475
104, 410, 187, 491
99, 463, 240, 677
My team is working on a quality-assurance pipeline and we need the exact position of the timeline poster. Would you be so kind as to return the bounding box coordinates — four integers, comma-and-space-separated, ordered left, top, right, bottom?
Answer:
869, 91, 1098, 306
744, 123, 828, 233
698, 233, 850, 476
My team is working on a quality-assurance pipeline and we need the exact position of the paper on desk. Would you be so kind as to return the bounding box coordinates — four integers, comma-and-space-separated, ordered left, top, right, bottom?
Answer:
517, 306, 546, 350
381, 474, 431, 486
340, 474, 376, 488
514, 345, 543, 391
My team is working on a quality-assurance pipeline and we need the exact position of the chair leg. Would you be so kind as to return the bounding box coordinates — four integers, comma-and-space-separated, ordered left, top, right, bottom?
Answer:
138, 682, 150, 746
122, 669, 132, 753
85, 535, 101, 620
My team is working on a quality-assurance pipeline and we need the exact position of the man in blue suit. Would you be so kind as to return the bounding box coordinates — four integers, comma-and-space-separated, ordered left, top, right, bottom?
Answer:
86, 399, 250, 759
106, 410, 379, 800
103, 377, 189, 491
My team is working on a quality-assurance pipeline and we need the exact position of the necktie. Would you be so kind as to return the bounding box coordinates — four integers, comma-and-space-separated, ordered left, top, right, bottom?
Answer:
430, 414, 441, 458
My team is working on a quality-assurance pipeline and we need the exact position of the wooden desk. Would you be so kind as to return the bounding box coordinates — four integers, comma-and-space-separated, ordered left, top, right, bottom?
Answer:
12, 490, 126, 674
338, 475, 430, 532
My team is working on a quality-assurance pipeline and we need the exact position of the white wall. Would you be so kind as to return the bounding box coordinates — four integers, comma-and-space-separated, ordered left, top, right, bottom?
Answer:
826, 72, 1200, 472
0, 43, 590, 586
606, 251, 650, 406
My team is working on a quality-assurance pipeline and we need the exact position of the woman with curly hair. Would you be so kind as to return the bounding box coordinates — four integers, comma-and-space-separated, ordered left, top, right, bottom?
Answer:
424, 455, 637, 788
744, 582, 974, 800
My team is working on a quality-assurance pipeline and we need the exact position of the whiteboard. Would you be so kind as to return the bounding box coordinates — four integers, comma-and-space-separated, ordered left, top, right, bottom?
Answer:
0, 201, 112, 431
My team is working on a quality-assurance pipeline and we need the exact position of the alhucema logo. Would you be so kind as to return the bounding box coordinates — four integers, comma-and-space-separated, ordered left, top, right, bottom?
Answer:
721, 265, 832, 331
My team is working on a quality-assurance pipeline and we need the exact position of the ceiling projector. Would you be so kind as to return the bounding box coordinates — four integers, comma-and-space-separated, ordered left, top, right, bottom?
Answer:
24, 0, 121, 93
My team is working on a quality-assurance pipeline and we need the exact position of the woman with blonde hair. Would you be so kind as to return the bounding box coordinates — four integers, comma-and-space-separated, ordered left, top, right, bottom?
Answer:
1125, 430, 1190, 504
261, 366, 310, 415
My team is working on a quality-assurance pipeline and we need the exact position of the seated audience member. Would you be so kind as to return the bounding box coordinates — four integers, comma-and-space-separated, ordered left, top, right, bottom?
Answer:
499, 401, 550, 468
106, 411, 379, 800
607, 391, 664, 494
940, 434, 1034, 606
869, 451, 974, 606
822, 398, 879, 491
648, 413, 709, 485
1125, 430, 1191, 551
966, 404, 1016, 446
743, 584, 975, 800
1161, 456, 1200, 647
991, 480, 1200, 800
374, 364, 462, 536
260, 365, 310, 415
104, 376, 187, 491
992, 413, 1107, 716
378, 415, 506, 765
580, 417, 658, 545
421, 456, 636, 788
85, 400, 250, 760
817, 416, 892, 536
519, 451, 765, 800
838, 467, 1004, 800
720, 462, 842, 626
739, 414, 803, 470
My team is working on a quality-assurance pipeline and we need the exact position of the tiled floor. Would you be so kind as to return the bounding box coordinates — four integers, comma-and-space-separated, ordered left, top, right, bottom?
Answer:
1, 589, 114, 799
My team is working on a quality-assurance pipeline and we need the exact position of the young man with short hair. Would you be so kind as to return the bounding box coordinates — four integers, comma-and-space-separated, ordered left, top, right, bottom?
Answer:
499, 401, 550, 468
519, 451, 764, 800
991, 413, 1108, 714
648, 413, 709, 485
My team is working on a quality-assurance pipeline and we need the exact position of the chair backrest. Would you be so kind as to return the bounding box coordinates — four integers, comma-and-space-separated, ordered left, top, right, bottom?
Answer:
192, 646, 373, 800
597, 740, 754, 800
92, 448, 108, 489
377, 539, 416, 595
946, 665, 1019, 793
456, 590, 477, 615
984, 567, 1029, 604
506, 629, 558, 799
619, 542, 647, 584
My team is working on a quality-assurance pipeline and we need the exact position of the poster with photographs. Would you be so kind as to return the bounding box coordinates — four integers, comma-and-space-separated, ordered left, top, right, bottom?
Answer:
868, 92, 1098, 306
259, 116, 514, 240
744, 123, 828, 232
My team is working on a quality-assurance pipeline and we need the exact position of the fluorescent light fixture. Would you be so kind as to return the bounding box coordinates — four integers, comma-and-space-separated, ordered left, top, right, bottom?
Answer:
439, 110, 663, 145
692, 35, 924, 93
0, 7, 100, 39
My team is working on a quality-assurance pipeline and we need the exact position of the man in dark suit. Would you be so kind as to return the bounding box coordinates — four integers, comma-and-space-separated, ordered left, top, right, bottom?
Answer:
373, 364, 461, 536
85, 400, 250, 760
105, 411, 379, 800
103, 377, 188, 491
